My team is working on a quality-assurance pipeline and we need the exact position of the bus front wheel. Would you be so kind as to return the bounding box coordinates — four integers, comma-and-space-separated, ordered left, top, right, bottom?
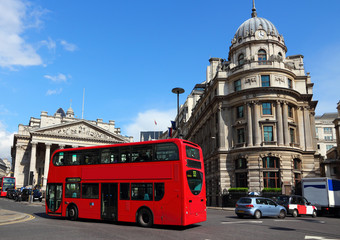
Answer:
137, 208, 153, 227
68, 205, 78, 221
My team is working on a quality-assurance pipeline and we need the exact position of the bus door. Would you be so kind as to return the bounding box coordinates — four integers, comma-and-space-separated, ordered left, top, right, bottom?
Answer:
46, 183, 63, 215
101, 183, 118, 221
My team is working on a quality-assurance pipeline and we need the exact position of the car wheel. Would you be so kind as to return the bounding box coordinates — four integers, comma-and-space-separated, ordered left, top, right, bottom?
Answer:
254, 210, 261, 219
312, 210, 317, 218
137, 208, 153, 227
292, 209, 298, 218
278, 210, 286, 219
236, 214, 244, 218
68, 205, 78, 221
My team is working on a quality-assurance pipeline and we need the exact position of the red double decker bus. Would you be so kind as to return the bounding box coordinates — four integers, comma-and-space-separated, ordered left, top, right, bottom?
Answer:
46, 139, 206, 227
0, 177, 16, 197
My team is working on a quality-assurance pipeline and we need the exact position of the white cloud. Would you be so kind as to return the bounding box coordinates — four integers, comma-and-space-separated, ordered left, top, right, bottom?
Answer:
0, 121, 14, 160
60, 40, 78, 52
44, 73, 68, 83
123, 109, 176, 142
46, 88, 62, 96
40, 37, 56, 51
0, 0, 43, 68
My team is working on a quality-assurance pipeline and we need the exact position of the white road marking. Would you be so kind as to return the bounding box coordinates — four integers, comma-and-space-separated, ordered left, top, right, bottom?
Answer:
305, 236, 340, 240
221, 220, 263, 224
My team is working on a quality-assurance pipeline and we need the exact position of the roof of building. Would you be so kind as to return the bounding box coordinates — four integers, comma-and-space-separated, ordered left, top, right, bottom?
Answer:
315, 113, 338, 120
234, 2, 279, 40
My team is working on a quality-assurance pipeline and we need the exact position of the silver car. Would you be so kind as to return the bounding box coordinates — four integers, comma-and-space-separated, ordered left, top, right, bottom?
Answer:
235, 197, 286, 219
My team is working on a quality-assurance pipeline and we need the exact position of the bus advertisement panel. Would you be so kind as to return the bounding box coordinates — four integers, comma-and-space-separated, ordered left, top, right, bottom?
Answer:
0, 177, 16, 197
46, 139, 206, 227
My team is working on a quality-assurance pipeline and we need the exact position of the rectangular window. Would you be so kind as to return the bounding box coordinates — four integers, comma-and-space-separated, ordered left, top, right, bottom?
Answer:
261, 75, 270, 87
154, 183, 165, 201
101, 148, 119, 164
324, 127, 332, 134
290, 128, 295, 143
82, 183, 99, 199
288, 106, 293, 118
263, 172, 280, 188
262, 103, 272, 115
237, 128, 245, 144
288, 79, 293, 89
324, 136, 333, 141
65, 183, 81, 198
263, 126, 273, 142
120, 183, 130, 200
236, 106, 244, 118
186, 146, 200, 160
235, 173, 248, 188
120, 147, 131, 163
131, 145, 153, 162
83, 151, 100, 165
234, 79, 241, 91
131, 183, 153, 201
154, 143, 179, 161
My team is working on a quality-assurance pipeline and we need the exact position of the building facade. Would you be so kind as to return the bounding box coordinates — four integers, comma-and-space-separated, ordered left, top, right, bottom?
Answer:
315, 113, 337, 158
177, 5, 320, 206
11, 107, 132, 189
0, 158, 11, 177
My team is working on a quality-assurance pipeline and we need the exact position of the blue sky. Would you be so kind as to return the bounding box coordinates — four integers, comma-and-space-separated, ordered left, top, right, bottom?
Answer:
1, 0, 340, 159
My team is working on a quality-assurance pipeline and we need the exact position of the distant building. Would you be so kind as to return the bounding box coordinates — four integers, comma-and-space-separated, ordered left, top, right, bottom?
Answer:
315, 113, 337, 158
0, 158, 11, 177
11, 107, 132, 189
174, 4, 320, 206
322, 101, 340, 179
140, 131, 163, 141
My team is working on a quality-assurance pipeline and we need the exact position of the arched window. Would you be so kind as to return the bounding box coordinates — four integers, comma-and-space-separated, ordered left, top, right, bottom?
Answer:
238, 53, 244, 65
258, 49, 267, 64
262, 156, 280, 188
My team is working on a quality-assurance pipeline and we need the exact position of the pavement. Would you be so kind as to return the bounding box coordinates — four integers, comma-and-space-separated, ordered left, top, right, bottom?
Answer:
0, 199, 45, 225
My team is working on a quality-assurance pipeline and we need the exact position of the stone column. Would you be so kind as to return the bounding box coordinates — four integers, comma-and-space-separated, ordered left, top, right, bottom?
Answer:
43, 143, 51, 189
282, 102, 290, 146
247, 102, 253, 146
297, 107, 305, 150
276, 101, 284, 146
13, 144, 25, 188
253, 102, 261, 146
29, 141, 37, 186
304, 107, 313, 151
218, 105, 226, 150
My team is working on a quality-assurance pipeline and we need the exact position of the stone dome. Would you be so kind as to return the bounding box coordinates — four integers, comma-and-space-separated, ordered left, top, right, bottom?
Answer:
234, 4, 279, 40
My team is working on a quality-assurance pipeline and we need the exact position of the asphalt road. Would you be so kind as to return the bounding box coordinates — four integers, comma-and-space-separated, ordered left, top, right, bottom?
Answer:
0, 197, 339, 240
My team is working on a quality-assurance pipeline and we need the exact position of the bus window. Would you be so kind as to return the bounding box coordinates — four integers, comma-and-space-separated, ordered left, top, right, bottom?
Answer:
53, 152, 65, 166
67, 152, 81, 165
154, 183, 164, 201
186, 170, 203, 195
155, 143, 179, 161
131, 145, 153, 162
120, 147, 131, 163
120, 183, 130, 200
83, 151, 100, 165
186, 146, 200, 160
65, 183, 81, 198
131, 183, 153, 201
82, 183, 99, 199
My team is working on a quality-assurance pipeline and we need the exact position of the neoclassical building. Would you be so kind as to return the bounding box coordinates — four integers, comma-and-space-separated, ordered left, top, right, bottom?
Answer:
177, 5, 320, 206
11, 107, 132, 189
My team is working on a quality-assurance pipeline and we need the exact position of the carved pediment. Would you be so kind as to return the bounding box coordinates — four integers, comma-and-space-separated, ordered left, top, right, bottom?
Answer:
32, 121, 124, 142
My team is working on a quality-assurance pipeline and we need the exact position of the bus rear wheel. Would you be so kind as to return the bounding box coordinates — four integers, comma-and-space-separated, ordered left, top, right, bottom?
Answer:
137, 208, 153, 227
68, 205, 78, 221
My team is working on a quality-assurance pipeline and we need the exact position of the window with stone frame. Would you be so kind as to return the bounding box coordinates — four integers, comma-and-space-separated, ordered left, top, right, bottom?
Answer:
263, 126, 274, 142
290, 128, 295, 144
294, 173, 301, 187
293, 158, 301, 170
235, 172, 248, 188
238, 53, 245, 65
261, 75, 270, 87
288, 105, 293, 118
235, 158, 247, 169
236, 105, 244, 119
262, 102, 272, 115
237, 128, 245, 144
262, 156, 281, 188
234, 79, 241, 92
258, 49, 267, 64
288, 78, 293, 89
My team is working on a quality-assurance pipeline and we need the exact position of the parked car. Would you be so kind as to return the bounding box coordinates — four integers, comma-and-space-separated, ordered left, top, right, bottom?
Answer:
6, 189, 17, 199
21, 189, 43, 202
276, 195, 317, 218
235, 197, 286, 219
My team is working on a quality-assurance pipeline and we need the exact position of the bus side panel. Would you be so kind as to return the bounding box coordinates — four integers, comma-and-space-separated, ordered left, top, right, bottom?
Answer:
76, 198, 101, 220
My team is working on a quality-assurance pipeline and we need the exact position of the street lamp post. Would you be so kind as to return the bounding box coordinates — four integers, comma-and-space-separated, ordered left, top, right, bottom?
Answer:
172, 87, 185, 138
